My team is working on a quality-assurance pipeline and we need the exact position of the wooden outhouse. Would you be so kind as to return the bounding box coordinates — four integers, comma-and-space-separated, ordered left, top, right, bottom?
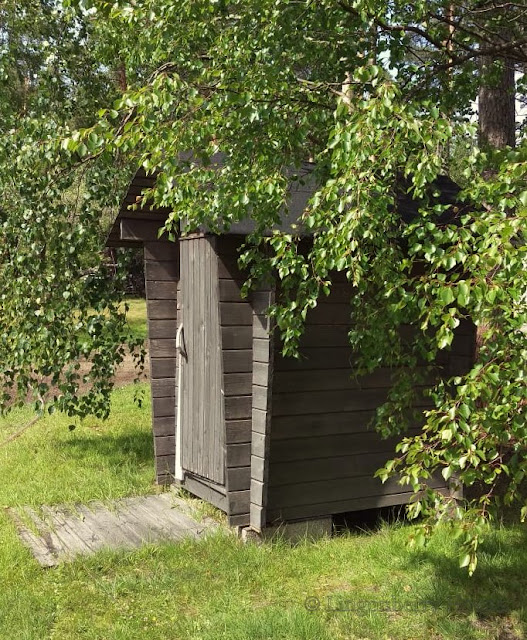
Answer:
107, 169, 474, 531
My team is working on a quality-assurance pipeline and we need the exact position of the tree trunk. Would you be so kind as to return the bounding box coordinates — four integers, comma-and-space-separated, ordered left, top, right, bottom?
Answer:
475, 43, 516, 366
116, 62, 128, 93
478, 55, 516, 150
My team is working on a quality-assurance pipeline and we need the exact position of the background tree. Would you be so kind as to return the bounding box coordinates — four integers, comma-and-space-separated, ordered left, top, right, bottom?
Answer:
0, 1, 143, 419
2, 0, 526, 570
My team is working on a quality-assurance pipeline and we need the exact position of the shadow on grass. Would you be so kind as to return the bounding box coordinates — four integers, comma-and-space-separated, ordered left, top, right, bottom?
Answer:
402, 526, 527, 638
332, 506, 527, 638
59, 430, 154, 467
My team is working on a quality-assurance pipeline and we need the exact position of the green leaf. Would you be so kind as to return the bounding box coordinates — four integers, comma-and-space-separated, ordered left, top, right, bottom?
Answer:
458, 404, 470, 420
439, 288, 455, 305
459, 553, 471, 568
442, 466, 453, 481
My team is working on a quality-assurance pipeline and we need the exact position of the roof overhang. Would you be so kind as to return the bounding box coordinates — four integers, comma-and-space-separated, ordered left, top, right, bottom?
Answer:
105, 160, 318, 248
106, 163, 466, 249
106, 168, 172, 248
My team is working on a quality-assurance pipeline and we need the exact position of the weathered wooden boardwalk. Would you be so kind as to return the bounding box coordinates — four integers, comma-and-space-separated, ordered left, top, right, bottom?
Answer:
7, 493, 219, 567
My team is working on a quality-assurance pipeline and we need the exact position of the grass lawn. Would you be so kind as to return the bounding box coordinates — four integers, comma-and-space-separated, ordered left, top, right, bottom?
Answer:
122, 296, 147, 342
1, 384, 527, 639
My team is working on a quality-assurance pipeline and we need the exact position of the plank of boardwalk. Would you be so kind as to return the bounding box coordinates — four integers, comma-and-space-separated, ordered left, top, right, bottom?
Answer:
6, 507, 58, 567
139, 494, 207, 534
39, 505, 96, 556
74, 503, 145, 548
120, 496, 196, 540
8, 494, 219, 566
125, 497, 199, 541
115, 503, 169, 543
20, 506, 69, 559
156, 492, 205, 520
109, 502, 170, 544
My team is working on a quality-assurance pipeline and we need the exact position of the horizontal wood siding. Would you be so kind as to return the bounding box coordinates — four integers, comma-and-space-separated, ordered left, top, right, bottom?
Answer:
266, 491, 433, 523
120, 218, 170, 242
217, 236, 253, 526
269, 450, 397, 486
144, 240, 179, 484
271, 388, 431, 417
268, 473, 445, 510
268, 430, 419, 463
266, 282, 468, 525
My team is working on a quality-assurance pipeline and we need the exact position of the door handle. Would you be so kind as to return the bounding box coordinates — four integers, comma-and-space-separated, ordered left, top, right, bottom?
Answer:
176, 323, 187, 360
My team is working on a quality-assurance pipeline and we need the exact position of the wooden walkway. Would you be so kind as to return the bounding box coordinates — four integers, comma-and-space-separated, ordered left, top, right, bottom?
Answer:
6, 493, 219, 567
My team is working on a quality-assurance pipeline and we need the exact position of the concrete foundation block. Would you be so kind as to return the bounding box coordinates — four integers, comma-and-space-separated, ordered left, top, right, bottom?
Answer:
239, 516, 332, 544
239, 527, 264, 544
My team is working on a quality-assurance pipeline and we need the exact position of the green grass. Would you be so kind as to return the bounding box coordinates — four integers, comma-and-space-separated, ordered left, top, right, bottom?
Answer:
0, 383, 154, 507
1, 384, 527, 639
123, 296, 147, 341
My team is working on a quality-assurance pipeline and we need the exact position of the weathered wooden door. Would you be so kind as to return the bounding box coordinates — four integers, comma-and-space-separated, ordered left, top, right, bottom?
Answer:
179, 236, 225, 485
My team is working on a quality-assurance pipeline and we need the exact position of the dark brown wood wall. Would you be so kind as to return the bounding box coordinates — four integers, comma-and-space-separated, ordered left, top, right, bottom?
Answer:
266, 283, 476, 524
250, 288, 275, 531
143, 240, 179, 484
216, 236, 254, 526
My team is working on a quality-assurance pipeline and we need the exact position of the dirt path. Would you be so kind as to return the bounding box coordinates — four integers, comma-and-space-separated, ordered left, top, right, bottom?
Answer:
5, 350, 150, 411
113, 351, 150, 388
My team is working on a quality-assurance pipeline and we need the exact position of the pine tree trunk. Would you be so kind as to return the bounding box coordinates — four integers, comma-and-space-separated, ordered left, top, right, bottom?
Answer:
116, 62, 128, 93
475, 44, 516, 368
478, 54, 516, 150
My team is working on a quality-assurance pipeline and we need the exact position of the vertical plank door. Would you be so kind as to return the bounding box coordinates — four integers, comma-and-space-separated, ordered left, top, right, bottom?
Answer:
179, 236, 225, 485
